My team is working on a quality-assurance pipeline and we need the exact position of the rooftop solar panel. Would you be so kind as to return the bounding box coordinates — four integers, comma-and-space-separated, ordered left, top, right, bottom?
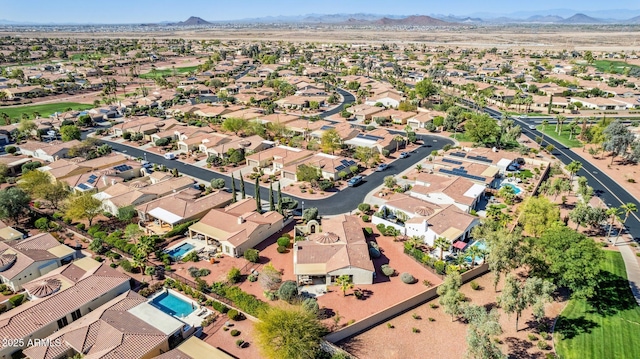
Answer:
442, 158, 463, 165
450, 152, 467, 158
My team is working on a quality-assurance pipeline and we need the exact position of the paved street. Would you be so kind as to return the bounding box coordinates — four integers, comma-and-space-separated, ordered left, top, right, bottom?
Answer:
101, 133, 453, 215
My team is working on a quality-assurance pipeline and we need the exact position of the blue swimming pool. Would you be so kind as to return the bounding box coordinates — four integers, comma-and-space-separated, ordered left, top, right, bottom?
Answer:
465, 240, 488, 264
150, 291, 196, 317
164, 242, 195, 259
500, 182, 522, 195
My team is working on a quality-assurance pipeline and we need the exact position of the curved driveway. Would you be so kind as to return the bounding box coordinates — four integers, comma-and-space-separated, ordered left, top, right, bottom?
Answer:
103, 133, 453, 215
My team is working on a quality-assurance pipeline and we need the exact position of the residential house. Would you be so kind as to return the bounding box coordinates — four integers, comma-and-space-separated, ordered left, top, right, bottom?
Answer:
346, 104, 385, 122
365, 90, 404, 108
0, 258, 130, 359
407, 112, 436, 129
245, 146, 313, 175
0, 155, 32, 176
410, 173, 486, 213
17, 140, 81, 162
282, 153, 358, 181
188, 199, 284, 257
199, 134, 268, 158
153, 336, 234, 359
23, 290, 191, 359
343, 129, 401, 154
374, 193, 479, 246
136, 190, 233, 235
293, 215, 375, 286
0, 233, 77, 292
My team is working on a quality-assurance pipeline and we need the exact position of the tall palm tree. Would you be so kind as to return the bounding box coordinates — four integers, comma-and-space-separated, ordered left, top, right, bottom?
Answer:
565, 160, 582, 183
541, 119, 549, 132
434, 237, 451, 261
606, 207, 620, 240
466, 244, 482, 268
556, 115, 566, 135
616, 203, 638, 244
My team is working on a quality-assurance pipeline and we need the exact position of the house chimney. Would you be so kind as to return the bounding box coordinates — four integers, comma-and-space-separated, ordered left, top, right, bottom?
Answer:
102, 176, 107, 186
111, 179, 116, 186
238, 216, 245, 224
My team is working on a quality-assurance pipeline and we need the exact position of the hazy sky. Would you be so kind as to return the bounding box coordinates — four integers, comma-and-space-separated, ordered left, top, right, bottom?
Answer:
3, 0, 640, 23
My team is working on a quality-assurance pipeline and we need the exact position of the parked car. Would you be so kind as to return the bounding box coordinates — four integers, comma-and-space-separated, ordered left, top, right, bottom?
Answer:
375, 163, 389, 172
528, 125, 536, 130
347, 175, 364, 187
163, 153, 176, 160
399, 152, 409, 159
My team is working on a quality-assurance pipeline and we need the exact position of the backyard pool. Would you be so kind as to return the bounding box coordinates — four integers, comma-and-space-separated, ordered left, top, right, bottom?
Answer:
164, 242, 195, 260
150, 291, 196, 318
464, 240, 488, 265
500, 182, 522, 195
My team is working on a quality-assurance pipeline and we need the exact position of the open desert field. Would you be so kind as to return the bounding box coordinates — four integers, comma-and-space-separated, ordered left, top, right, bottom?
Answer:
4, 26, 640, 51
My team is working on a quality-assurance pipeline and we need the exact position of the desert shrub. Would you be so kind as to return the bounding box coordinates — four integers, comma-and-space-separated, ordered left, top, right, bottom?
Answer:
75, 223, 85, 231
243, 249, 260, 263
230, 329, 240, 337
188, 267, 211, 278
9, 294, 24, 307
93, 231, 107, 240
34, 218, 49, 230
537, 341, 550, 350
163, 221, 195, 238
119, 260, 132, 272
277, 236, 290, 247
361, 214, 370, 222
211, 301, 229, 314
381, 264, 395, 277
434, 260, 446, 275
528, 334, 538, 341
412, 327, 420, 333
400, 273, 416, 284
277, 280, 298, 303
227, 267, 242, 283
52, 212, 64, 220
358, 203, 371, 212
236, 339, 245, 348
387, 323, 394, 329
182, 251, 199, 262
210, 178, 226, 189
277, 246, 287, 253
227, 309, 241, 320
302, 297, 319, 315
363, 227, 374, 236
5, 146, 16, 154
540, 332, 551, 340
470, 281, 480, 290
94, 256, 103, 262
155, 138, 170, 147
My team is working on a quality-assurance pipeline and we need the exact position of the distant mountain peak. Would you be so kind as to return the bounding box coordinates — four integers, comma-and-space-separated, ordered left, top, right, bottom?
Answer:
562, 13, 602, 24
177, 16, 210, 26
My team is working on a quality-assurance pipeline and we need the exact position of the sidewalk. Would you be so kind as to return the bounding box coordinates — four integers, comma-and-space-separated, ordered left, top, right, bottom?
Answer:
618, 242, 640, 305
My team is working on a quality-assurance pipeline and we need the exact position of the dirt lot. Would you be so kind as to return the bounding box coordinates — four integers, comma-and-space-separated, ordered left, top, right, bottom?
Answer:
7, 27, 640, 51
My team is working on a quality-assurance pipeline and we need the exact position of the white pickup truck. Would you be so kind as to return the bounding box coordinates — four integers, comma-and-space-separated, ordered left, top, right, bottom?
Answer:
163, 152, 176, 160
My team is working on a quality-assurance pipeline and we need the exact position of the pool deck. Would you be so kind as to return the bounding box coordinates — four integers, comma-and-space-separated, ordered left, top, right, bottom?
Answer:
148, 289, 212, 328
165, 238, 212, 258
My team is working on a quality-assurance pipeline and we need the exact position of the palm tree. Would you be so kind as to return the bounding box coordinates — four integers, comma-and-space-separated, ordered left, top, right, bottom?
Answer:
556, 115, 566, 135
466, 244, 482, 268
335, 275, 354, 296
615, 203, 638, 244
434, 237, 451, 261
565, 160, 582, 183
394, 135, 404, 153
541, 119, 549, 132
606, 207, 620, 240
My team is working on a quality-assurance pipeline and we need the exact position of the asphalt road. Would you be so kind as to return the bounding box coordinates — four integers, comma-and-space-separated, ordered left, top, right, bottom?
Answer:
472, 102, 640, 242
102, 133, 453, 215
320, 88, 356, 119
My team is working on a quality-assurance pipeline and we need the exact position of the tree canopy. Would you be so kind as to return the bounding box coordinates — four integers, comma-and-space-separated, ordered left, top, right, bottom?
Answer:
464, 114, 500, 146
518, 196, 560, 237
65, 192, 102, 226
0, 187, 30, 224
254, 305, 328, 359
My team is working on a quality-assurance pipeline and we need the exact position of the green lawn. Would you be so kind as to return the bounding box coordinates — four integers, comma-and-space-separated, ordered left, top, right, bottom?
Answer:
555, 251, 640, 359
139, 66, 200, 79
592, 60, 640, 75
536, 125, 583, 148
0, 102, 94, 121
449, 132, 474, 143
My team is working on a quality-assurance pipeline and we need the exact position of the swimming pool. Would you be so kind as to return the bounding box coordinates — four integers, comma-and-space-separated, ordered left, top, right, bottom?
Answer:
500, 182, 522, 195
464, 240, 488, 264
150, 291, 196, 318
164, 242, 195, 260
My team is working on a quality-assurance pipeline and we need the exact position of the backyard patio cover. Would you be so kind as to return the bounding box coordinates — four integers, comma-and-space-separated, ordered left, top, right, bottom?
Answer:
452, 241, 468, 250
148, 207, 183, 225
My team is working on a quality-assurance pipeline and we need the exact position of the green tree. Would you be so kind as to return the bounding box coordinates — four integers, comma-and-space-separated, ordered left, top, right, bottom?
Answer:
210, 178, 226, 189
116, 204, 136, 222
0, 187, 30, 224
60, 125, 81, 141
335, 274, 354, 297
18, 170, 51, 197
320, 128, 341, 155
276, 182, 283, 214
414, 78, 439, 105
222, 117, 248, 135
482, 227, 522, 292
606, 207, 621, 240
18, 118, 37, 138
518, 196, 560, 237
65, 192, 102, 226
354, 146, 377, 167
462, 305, 505, 359
434, 237, 451, 261
125, 223, 144, 243
227, 266, 242, 284
464, 114, 500, 146
254, 176, 261, 213
603, 120, 635, 165
259, 262, 282, 291
254, 305, 328, 359
240, 172, 246, 199
383, 175, 397, 188
565, 160, 582, 183
498, 274, 556, 331
527, 223, 603, 298
230, 173, 237, 203
437, 271, 464, 321
616, 202, 638, 244
296, 164, 320, 182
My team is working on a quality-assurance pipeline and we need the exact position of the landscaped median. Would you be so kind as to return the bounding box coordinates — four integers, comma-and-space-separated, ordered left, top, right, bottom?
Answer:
554, 250, 640, 359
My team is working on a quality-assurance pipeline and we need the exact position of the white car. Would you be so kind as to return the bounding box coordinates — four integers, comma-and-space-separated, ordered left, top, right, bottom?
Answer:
163, 153, 176, 160
528, 125, 536, 130
376, 163, 389, 172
